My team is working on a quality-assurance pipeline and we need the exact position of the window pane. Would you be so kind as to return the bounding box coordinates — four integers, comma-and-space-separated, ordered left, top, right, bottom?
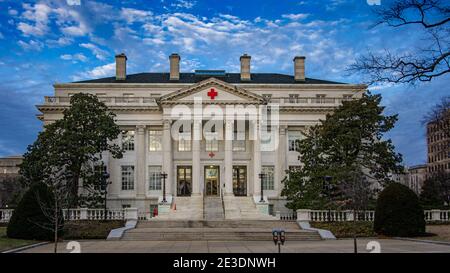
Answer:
262, 166, 274, 190
121, 165, 134, 190
149, 130, 162, 151
122, 130, 135, 151
149, 166, 162, 190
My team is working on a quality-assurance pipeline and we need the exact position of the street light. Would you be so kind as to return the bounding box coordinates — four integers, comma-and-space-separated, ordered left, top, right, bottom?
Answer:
259, 173, 266, 203
101, 172, 111, 220
323, 176, 333, 222
161, 172, 168, 203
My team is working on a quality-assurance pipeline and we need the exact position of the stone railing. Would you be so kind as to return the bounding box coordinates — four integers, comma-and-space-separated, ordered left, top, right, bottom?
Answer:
44, 96, 158, 107
63, 208, 129, 220
269, 97, 352, 107
276, 211, 297, 221
297, 209, 450, 222
0, 209, 13, 223
0, 208, 138, 223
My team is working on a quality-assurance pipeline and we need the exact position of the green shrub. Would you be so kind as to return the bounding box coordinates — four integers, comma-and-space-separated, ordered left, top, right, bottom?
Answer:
312, 221, 376, 238
63, 220, 124, 239
374, 183, 425, 237
7, 183, 63, 241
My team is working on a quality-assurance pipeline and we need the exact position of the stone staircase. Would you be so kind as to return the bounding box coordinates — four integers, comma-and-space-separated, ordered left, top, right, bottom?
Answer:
150, 196, 203, 220
121, 220, 322, 241
223, 196, 278, 220
203, 197, 225, 220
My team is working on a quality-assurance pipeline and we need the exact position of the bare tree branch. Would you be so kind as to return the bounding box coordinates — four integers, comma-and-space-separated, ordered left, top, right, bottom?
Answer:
349, 0, 450, 85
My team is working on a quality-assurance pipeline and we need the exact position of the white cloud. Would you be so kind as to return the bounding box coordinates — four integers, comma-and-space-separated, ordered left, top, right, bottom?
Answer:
17, 3, 51, 36
46, 36, 73, 47
8, 9, 18, 16
281, 13, 309, 21
60, 53, 88, 62
17, 40, 43, 51
79, 43, 108, 60
121, 8, 153, 24
171, 0, 197, 9
75, 62, 115, 80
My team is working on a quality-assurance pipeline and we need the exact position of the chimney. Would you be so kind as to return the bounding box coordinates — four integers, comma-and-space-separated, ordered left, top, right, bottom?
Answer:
240, 54, 251, 81
169, 53, 180, 81
293, 56, 306, 82
115, 53, 127, 81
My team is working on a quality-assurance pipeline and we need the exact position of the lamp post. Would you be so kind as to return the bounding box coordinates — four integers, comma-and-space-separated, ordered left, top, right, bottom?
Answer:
161, 172, 168, 203
101, 172, 111, 220
323, 176, 333, 222
259, 173, 265, 203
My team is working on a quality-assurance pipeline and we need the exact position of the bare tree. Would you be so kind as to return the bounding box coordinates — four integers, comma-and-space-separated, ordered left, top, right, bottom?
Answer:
33, 168, 71, 253
423, 96, 450, 137
349, 0, 450, 84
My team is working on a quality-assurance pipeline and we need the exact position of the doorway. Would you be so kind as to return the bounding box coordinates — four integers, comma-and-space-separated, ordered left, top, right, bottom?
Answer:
233, 166, 247, 196
204, 165, 220, 196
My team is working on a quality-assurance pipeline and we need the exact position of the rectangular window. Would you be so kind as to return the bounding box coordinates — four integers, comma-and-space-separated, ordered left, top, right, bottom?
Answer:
178, 126, 191, 151
289, 94, 299, 103
262, 166, 274, 190
122, 204, 131, 209
205, 139, 219, 152
178, 139, 191, 151
121, 165, 135, 190
148, 166, 162, 190
233, 140, 246, 151
149, 130, 162, 151
288, 131, 303, 151
122, 130, 135, 151
315, 94, 326, 103
342, 94, 353, 101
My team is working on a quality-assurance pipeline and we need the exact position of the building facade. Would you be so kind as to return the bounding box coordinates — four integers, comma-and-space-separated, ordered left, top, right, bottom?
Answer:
427, 115, 450, 175
37, 53, 366, 219
0, 156, 23, 208
406, 164, 428, 195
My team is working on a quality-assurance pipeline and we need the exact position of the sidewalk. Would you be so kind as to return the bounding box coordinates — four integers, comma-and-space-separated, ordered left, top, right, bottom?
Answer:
17, 238, 450, 253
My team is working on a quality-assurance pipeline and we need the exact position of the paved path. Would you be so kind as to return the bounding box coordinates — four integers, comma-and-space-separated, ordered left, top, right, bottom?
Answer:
19, 238, 450, 253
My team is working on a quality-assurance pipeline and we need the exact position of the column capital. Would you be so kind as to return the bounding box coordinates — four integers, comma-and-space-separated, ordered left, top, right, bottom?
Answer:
136, 125, 146, 134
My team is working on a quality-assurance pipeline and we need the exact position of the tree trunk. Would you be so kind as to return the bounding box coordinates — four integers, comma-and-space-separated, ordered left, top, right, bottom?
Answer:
54, 196, 58, 254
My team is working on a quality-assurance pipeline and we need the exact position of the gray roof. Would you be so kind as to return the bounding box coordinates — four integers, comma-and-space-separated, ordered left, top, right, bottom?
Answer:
74, 73, 346, 84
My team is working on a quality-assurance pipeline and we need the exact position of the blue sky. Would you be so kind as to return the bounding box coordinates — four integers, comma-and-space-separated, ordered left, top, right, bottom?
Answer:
0, 0, 448, 166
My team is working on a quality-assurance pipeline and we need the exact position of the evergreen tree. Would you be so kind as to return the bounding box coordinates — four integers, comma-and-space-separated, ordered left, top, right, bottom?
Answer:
20, 93, 123, 207
283, 93, 403, 210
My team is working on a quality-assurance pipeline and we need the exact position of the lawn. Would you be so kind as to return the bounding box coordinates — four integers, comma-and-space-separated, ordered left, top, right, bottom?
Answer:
0, 227, 39, 252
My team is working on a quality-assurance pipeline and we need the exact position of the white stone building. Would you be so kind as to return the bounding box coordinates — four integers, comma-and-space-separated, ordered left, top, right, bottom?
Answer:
37, 53, 366, 219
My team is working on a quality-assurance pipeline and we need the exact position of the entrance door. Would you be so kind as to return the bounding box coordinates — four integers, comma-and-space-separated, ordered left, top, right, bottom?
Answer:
204, 166, 219, 196
177, 166, 192, 196
233, 166, 247, 196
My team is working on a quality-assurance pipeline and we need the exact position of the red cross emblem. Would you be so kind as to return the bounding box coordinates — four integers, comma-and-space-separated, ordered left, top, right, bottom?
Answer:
207, 88, 218, 100
208, 152, 215, 158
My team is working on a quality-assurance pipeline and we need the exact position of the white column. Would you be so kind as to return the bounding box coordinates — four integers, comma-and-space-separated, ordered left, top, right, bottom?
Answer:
224, 120, 234, 195
252, 120, 262, 198
192, 120, 201, 196
108, 138, 120, 198
275, 125, 287, 195
162, 120, 173, 196
136, 125, 146, 198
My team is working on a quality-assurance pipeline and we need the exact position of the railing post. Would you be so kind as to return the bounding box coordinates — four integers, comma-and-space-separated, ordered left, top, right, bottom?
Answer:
431, 209, 441, 221
124, 208, 138, 220
275, 211, 281, 220
346, 210, 354, 221
80, 208, 88, 220
297, 209, 311, 221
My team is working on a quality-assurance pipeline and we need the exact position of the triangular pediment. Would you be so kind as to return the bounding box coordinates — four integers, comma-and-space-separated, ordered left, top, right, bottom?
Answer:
160, 77, 265, 104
